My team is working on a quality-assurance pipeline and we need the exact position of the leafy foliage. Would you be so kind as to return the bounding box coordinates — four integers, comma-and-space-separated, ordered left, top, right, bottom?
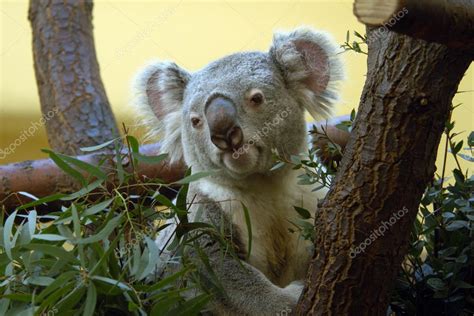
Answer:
389, 119, 474, 316
0, 135, 230, 316
341, 30, 368, 55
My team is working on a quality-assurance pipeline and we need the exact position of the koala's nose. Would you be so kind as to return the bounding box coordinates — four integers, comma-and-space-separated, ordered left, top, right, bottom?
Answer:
205, 96, 243, 151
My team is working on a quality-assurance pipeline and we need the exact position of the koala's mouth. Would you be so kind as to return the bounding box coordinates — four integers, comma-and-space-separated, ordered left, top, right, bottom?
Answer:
216, 143, 264, 177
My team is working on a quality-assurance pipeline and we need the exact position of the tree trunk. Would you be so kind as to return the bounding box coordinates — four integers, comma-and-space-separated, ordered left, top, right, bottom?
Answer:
296, 28, 472, 315
28, 0, 119, 155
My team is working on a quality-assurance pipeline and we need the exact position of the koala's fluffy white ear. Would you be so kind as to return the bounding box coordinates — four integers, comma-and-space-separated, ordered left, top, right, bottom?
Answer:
132, 61, 190, 163
270, 27, 345, 119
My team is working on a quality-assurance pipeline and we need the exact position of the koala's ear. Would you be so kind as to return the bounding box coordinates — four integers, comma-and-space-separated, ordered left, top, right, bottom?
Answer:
132, 61, 191, 163
270, 27, 344, 119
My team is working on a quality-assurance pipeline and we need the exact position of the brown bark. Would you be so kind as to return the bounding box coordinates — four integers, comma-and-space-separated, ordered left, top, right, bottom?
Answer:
354, 0, 474, 56
296, 28, 472, 315
28, 0, 120, 155
0, 143, 185, 213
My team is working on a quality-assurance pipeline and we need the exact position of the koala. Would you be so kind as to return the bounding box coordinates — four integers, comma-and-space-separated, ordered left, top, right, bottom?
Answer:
132, 27, 344, 315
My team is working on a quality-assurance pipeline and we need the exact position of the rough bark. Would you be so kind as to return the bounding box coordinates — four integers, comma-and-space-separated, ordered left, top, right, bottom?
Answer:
0, 143, 185, 213
28, 0, 120, 155
296, 29, 472, 315
354, 0, 474, 56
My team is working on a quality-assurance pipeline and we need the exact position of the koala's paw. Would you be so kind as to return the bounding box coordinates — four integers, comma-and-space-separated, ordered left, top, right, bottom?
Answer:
283, 280, 304, 297
274, 281, 304, 315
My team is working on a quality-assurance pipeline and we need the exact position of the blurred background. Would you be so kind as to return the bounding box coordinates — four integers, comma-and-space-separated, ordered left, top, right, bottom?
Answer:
1, 0, 472, 174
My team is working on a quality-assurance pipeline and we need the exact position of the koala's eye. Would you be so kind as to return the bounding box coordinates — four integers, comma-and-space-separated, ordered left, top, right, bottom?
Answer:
190, 115, 202, 128
248, 89, 265, 107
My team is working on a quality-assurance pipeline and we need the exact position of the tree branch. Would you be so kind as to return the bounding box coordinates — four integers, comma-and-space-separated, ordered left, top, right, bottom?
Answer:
0, 143, 185, 213
28, 0, 120, 155
354, 0, 474, 56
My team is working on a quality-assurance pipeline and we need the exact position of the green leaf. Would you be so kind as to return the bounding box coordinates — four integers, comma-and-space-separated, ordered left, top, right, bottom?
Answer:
171, 293, 211, 316
241, 203, 253, 259
137, 237, 160, 281
61, 179, 104, 201
427, 278, 446, 291
55, 153, 107, 180
83, 198, 114, 217
25, 276, 55, 286
4, 210, 17, 259
55, 285, 87, 313
150, 293, 182, 315
15, 193, 66, 211
350, 109, 356, 121
153, 193, 175, 209
468, 131, 474, 147
454, 280, 474, 289
71, 204, 82, 239
0, 297, 10, 316
445, 220, 468, 231
126, 135, 140, 153
76, 214, 122, 244
83, 283, 97, 316
270, 161, 286, 171
146, 268, 191, 292
27, 210, 36, 237
91, 276, 131, 291
175, 221, 205, 239
36, 272, 78, 302
22, 244, 77, 263
0, 293, 32, 303
451, 140, 463, 155
80, 138, 117, 152
38, 281, 75, 311
452, 169, 465, 184
42, 149, 87, 185
294, 206, 311, 219
32, 234, 68, 241
132, 152, 168, 164
174, 171, 216, 184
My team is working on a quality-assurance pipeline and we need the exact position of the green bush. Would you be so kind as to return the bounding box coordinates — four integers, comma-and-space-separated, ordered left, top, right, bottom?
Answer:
389, 129, 474, 316
0, 136, 228, 316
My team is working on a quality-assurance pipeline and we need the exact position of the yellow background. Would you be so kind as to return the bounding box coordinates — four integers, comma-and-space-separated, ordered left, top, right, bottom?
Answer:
1, 0, 473, 175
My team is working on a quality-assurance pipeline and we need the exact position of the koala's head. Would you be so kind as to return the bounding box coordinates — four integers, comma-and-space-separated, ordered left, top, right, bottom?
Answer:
132, 27, 344, 180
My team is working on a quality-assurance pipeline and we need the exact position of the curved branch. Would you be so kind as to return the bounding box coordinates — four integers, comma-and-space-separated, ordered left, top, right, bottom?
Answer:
28, 0, 120, 154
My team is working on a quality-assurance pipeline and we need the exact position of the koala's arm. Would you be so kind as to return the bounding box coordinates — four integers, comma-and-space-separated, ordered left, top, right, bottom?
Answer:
191, 198, 302, 316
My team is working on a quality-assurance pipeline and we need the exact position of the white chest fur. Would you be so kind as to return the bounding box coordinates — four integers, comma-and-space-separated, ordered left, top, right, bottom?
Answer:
192, 169, 326, 286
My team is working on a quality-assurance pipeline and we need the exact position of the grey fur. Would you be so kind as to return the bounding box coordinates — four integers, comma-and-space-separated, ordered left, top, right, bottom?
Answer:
131, 27, 344, 315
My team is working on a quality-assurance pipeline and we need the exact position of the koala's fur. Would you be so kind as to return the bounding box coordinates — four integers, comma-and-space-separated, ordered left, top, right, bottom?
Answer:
132, 27, 344, 315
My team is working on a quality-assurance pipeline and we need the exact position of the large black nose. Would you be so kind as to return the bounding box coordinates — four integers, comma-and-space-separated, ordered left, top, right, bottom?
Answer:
205, 96, 243, 151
